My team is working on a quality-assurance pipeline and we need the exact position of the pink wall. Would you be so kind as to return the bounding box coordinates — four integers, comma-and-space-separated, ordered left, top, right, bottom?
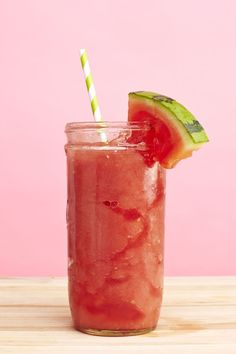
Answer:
0, 0, 235, 276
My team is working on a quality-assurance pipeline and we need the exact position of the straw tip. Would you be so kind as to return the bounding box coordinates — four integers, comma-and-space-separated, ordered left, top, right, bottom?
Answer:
80, 48, 86, 55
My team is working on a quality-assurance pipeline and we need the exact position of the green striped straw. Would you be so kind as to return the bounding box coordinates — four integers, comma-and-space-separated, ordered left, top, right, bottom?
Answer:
80, 49, 107, 142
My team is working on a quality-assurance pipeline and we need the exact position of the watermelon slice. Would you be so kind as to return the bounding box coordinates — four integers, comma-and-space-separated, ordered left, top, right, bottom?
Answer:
128, 91, 209, 168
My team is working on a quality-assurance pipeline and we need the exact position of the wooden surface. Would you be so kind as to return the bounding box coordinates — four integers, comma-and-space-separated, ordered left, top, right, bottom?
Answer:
0, 277, 235, 354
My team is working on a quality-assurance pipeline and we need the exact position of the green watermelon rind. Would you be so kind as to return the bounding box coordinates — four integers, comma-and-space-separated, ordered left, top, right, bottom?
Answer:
129, 91, 209, 145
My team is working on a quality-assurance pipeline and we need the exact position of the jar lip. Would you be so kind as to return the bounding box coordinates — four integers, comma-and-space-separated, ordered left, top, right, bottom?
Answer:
65, 121, 150, 133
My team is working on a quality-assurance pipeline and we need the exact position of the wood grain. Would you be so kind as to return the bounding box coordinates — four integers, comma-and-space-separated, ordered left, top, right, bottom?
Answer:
0, 277, 235, 354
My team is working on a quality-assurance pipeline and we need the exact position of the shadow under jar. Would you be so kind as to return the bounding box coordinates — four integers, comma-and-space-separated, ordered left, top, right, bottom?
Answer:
65, 122, 166, 336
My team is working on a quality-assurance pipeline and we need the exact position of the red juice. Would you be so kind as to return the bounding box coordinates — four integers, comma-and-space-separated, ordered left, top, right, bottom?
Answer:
65, 122, 165, 336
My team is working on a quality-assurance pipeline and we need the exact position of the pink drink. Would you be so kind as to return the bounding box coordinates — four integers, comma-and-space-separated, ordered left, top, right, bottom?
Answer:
65, 122, 165, 336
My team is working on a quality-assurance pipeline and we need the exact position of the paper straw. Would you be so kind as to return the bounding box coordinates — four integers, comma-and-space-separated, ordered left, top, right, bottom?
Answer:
80, 49, 107, 142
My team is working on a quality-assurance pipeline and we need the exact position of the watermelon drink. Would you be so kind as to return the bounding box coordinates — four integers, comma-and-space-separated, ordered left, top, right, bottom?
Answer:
65, 122, 166, 336
65, 89, 209, 336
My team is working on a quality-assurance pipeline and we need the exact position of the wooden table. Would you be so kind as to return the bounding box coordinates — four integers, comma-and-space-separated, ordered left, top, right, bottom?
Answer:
0, 277, 235, 354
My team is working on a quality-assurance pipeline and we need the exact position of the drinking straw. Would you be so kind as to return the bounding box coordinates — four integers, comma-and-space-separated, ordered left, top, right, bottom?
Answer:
80, 49, 107, 142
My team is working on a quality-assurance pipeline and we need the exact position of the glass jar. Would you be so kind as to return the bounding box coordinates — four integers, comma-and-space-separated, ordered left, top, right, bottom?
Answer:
65, 122, 165, 336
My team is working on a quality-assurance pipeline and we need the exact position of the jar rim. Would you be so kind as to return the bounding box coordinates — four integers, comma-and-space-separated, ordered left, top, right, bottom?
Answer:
65, 121, 150, 133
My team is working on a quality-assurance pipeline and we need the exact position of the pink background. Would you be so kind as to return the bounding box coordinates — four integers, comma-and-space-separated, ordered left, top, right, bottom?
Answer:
0, 0, 235, 276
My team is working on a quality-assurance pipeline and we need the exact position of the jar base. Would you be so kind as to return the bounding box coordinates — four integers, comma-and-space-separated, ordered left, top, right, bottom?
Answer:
76, 327, 155, 337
